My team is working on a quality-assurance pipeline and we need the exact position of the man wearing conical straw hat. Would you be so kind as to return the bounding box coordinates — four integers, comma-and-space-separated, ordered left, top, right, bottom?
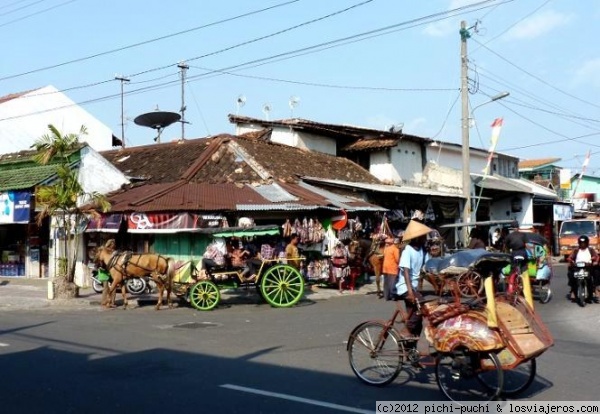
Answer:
396, 219, 433, 340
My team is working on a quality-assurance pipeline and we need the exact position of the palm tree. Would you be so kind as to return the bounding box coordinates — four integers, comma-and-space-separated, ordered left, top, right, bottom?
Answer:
32, 125, 110, 299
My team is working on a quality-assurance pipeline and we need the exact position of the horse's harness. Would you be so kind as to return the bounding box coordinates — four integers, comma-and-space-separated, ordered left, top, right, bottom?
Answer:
105, 250, 168, 280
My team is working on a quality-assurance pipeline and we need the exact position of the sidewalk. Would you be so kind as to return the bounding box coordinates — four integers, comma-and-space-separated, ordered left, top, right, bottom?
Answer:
0, 276, 378, 311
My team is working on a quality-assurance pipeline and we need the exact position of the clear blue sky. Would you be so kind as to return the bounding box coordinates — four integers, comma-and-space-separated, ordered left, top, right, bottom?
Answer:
2, 0, 600, 176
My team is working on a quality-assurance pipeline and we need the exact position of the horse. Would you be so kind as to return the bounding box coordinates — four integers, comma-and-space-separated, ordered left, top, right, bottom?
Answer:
95, 239, 176, 310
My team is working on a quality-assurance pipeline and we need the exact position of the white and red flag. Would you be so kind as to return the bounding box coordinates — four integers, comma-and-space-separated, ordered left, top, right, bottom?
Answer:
482, 117, 503, 175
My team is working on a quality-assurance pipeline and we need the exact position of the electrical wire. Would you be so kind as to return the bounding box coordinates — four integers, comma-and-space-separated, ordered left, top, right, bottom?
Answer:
472, 37, 600, 110
0, 0, 47, 17
0, 0, 75, 29
0, 0, 300, 82
0, 0, 35, 11
0, 0, 510, 123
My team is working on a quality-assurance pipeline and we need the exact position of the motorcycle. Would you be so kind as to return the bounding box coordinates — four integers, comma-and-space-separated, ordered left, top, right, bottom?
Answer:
572, 261, 593, 307
91, 270, 150, 295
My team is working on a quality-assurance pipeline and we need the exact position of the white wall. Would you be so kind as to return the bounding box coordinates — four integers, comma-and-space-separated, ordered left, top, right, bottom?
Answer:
0, 85, 115, 153
488, 193, 534, 225
430, 145, 488, 173
77, 146, 130, 197
369, 151, 400, 184
296, 131, 336, 155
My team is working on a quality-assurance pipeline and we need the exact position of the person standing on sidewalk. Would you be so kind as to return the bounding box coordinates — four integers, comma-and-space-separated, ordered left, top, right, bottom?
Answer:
382, 236, 400, 301
367, 235, 385, 298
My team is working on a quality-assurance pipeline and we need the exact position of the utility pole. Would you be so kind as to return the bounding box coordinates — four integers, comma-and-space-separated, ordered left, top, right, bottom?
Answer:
460, 20, 471, 244
115, 75, 130, 147
178, 62, 189, 140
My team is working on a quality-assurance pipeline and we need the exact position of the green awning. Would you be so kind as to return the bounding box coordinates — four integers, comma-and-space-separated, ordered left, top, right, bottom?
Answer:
212, 227, 280, 238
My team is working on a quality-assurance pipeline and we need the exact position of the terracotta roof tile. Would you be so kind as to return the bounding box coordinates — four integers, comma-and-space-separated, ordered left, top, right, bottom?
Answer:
0, 89, 37, 105
518, 158, 561, 169
341, 138, 399, 152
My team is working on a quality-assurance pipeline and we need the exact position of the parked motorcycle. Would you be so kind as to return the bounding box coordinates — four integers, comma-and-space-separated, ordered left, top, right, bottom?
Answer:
91, 270, 149, 295
572, 261, 593, 307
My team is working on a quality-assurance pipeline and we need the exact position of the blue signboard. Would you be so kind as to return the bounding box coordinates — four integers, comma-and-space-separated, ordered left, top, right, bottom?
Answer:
0, 191, 31, 224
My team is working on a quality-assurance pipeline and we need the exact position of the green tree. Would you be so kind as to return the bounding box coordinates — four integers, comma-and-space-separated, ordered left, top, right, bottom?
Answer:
32, 124, 110, 299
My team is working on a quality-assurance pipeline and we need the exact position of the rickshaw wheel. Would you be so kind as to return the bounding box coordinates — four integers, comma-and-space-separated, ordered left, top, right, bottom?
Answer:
501, 358, 536, 397
537, 281, 552, 304
347, 321, 404, 386
189, 280, 220, 311
260, 264, 304, 308
457, 271, 483, 298
436, 350, 503, 402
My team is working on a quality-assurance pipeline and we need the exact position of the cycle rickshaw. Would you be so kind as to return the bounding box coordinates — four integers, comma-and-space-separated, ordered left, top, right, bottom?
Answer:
171, 225, 305, 311
347, 249, 554, 402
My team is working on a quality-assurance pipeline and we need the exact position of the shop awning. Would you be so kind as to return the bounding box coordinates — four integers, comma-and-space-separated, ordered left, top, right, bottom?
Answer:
472, 175, 558, 200
86, 213, 226, 233
208, 225, 280, 238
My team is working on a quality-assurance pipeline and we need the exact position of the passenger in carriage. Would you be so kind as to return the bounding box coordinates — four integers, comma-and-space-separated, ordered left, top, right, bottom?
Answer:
202, 238, 227, 272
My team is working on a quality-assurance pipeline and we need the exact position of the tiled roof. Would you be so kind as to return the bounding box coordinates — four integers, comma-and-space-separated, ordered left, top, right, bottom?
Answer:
101, 134, 379, 185
0, 164, 58, 191
518, 158, 561, 169
341, 138, 400, 152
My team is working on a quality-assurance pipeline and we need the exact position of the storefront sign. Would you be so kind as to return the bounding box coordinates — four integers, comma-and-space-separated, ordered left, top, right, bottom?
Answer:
128, 212, 224, 233
553, 204, 573, 221
0, 191, 31, 224
86, 214, 123, 233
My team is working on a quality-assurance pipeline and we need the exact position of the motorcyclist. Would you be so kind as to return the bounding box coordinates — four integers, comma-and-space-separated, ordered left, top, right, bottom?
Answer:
566, 235, 599, 303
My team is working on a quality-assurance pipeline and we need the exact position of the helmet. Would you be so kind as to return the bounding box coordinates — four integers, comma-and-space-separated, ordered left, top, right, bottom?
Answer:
578, 235, 589, 246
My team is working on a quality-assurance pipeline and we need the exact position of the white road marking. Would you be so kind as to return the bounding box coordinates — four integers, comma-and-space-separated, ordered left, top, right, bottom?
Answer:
220, 384, 372, 414
0, 342, 9, 347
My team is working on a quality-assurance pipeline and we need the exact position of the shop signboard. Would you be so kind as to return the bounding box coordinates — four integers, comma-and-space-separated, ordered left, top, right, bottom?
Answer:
127, 212, 225, 233
0, 191, 31, 224
553, 204, 573, 221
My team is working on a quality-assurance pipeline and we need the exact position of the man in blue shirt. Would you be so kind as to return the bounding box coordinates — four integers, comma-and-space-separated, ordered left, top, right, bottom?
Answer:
397, 220, 432, 338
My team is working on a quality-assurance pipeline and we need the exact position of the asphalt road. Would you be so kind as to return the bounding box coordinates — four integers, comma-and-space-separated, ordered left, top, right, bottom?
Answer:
0, 263, 598, 413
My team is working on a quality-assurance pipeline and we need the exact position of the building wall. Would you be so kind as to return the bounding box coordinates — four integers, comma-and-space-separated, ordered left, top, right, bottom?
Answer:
488, 193, 534, 225
0, 85, 115, 153
430, 145, 488, 173
572, 178, 600, 200
390, 141, 424, 184
369, 150, 400, 184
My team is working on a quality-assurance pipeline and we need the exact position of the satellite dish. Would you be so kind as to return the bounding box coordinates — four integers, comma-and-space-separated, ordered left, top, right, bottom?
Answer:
262, 103, 271, 121
134, 110, 181, 143
289, 96, 300, 117
236, 95, 246, 115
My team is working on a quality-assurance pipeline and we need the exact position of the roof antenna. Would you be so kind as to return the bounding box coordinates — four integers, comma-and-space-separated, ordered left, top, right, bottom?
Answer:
236, 95, 246, 115
262, 103, 271, 121
289, 96, 300, 118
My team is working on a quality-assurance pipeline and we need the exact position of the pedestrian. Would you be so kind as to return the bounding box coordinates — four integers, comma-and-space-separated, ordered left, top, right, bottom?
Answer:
397, 219, 433, 339
382, 236, 400, 301
468, 227, 486, 249
331, 240, 350, 294
367, 234, 385, 298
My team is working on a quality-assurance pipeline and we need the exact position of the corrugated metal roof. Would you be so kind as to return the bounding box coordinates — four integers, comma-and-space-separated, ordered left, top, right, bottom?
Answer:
472, 174, 558, 199
251, 183, 298, 202
518, 158, 561, 170
302, 176, 463, 198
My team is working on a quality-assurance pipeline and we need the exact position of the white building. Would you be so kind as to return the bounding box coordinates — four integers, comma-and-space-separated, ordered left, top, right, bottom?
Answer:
0, 85, 117, 153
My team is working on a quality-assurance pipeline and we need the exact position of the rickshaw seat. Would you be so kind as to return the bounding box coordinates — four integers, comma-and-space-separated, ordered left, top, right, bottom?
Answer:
496, 301, 546, 358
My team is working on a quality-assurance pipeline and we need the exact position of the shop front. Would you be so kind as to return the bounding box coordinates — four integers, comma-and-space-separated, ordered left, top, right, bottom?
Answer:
0, 190, 48, 278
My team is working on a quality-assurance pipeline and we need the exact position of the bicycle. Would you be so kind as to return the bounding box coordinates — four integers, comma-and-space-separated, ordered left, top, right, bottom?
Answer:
347, 292, 505, 402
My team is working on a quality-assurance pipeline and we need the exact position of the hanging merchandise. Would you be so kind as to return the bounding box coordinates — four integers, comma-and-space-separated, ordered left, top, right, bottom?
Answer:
322, 225, 337, 256
354, 216, 363, 232
364, 217, 373, 235
312, 219, 324, 243
425, 199, 436, 222
282, 219, 293, 237
300, 217, 309, 243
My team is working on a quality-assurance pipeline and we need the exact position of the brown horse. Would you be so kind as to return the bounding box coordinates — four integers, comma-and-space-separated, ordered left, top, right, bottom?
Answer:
95, 239, 176, 310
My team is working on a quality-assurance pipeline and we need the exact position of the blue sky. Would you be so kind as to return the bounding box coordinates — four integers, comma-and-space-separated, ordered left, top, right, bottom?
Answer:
2, 0, 600, 175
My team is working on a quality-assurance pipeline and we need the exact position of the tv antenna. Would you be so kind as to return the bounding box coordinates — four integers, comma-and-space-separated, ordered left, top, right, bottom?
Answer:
236, 95, 246, 115
262, 103, 272, 121
387, 123, 404, 133
134, 108, 181, 143
289, 96, 300, 118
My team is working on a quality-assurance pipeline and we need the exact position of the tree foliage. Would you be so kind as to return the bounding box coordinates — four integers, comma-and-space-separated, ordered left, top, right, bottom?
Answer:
33, 124, 110, 286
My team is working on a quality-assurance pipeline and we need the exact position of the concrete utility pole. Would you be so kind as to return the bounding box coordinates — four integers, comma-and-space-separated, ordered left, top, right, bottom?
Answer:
178, 62, 189, 140
460, 21, 471, 244
115, 75, 130, 147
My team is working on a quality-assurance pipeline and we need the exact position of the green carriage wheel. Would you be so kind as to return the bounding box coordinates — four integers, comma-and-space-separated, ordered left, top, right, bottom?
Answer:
189, 280, 220, 311
260, 264, 304, 308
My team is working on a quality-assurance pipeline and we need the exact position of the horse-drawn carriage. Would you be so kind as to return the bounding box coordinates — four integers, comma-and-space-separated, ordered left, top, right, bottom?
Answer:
95, 225, 305, 311
172, 226, 305, 310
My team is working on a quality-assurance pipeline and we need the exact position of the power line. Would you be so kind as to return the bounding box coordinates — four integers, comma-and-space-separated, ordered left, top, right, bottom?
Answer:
0, 0, 47, 17
0, 0, 510, 123
472, 37, 600, 110
0, 0, 300, 82
0, 0, 76, 29
0, 0, 35, 11
188, 65, 456, 91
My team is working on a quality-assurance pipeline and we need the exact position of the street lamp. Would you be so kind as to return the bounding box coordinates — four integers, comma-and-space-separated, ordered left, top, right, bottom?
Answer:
461, 91, 510, 243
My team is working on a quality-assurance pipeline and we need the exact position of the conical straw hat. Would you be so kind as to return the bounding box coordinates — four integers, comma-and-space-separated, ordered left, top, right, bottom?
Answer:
402, 220, 433, 241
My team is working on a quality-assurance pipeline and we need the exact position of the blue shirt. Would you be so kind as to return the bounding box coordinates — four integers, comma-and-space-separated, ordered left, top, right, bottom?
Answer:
396, 244, 424, 296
